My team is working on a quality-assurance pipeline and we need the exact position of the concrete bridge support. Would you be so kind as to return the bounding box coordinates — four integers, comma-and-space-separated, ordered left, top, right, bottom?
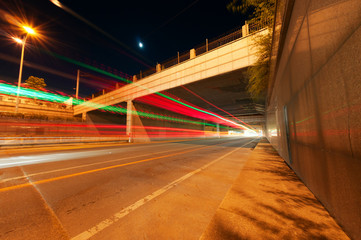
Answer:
126, 100, 133, 142
82, 112, 87, 121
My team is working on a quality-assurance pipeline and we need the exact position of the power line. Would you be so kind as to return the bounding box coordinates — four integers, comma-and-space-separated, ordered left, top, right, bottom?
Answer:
144, 0, 201, 38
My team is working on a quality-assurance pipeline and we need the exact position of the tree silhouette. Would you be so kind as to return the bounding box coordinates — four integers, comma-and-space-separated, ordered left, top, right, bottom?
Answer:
227, 0, 275, 101
25, 76, 47, 90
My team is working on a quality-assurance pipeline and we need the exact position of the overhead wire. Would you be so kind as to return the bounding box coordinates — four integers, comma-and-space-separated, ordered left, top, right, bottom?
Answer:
143, 0, 201, 38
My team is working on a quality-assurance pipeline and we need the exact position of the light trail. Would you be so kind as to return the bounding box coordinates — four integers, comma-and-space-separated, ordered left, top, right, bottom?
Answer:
181, 86, 255, 130
0, 122, 223, 143
0, 143, 202, 184
0, 82, 243, 130
137, 93, 253, 129
0, 83, 223, 128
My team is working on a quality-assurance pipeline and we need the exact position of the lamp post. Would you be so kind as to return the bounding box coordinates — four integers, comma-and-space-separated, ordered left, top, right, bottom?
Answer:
14, 26, 36, 113
76, 69, 80, 99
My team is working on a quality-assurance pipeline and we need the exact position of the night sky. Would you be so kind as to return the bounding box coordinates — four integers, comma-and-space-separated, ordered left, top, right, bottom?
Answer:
0, 0, 248, 97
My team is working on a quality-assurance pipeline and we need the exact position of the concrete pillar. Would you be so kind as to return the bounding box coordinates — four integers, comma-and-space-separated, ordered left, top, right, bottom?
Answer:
82, 112, 87, 121
190, 48, 196, 59
133, 75, 137, 82
156, 63, 161, 72
242, 22, 249, 37
126, 100, 133, 142
216, 123, 220, 138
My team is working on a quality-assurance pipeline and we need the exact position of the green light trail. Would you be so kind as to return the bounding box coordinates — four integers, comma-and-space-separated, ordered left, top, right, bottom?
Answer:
0, 83, 226, 129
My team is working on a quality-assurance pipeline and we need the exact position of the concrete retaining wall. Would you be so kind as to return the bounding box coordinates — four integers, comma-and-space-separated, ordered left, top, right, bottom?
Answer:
0, 118, 127, 146
266, 0, 361, 238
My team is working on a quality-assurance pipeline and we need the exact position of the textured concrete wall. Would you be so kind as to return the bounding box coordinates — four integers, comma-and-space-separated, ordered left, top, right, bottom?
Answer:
266, 0, 361, 238
0, 101, 74, 118
0, 117, 127, 146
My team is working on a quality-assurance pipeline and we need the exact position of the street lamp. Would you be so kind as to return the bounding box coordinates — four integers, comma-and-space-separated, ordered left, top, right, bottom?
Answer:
14, 25, 36, 113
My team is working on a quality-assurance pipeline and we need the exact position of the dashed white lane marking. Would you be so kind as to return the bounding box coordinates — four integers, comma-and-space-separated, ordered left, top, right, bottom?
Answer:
71, 140, 254, 240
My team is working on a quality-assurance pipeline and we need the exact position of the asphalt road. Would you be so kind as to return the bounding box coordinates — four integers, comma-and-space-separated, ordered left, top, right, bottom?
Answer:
0, 137, 259, 240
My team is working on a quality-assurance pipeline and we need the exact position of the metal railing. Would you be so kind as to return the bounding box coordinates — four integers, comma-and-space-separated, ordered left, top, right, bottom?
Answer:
249, 17, 272, 33
195, 26, 243, 55
133, 19, 271, 81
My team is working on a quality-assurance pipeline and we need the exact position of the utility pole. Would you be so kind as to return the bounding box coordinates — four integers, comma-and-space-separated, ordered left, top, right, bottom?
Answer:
76, 69, 80, 99
15, 35, 28, 113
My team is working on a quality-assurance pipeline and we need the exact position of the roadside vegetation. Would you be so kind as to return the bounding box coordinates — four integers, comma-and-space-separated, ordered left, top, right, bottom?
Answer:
228, 0, 275, 102
25, 76, 47, 90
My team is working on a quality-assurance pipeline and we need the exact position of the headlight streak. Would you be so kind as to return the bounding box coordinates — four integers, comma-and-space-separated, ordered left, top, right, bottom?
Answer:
180, 86, 255, 130
0, 121, 226, 147
0, 148, 120, 169
0, 143, 201, 184
136, 93, 250, 129
0, 122, 224, 136
0, 83, 238, 129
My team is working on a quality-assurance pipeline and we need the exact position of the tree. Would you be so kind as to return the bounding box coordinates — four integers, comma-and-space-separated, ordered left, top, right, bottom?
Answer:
25, 76, 47, 90
227, 0, 275, 101
227, 0, 275, 25
247, 31, 273, 101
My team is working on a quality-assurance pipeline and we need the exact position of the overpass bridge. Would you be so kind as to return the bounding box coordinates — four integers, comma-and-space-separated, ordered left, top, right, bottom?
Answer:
74, 25, 268, 116
74, 23, 268, 140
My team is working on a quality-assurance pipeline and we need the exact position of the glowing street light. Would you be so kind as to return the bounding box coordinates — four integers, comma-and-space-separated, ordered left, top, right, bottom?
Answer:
14, 25, 36, 113
23, 26, 35, 35
50, 0, 63, 8
12, 37, 23, 44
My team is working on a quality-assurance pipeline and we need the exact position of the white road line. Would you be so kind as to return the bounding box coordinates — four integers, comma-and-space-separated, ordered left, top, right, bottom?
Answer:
71, 139, 254, 240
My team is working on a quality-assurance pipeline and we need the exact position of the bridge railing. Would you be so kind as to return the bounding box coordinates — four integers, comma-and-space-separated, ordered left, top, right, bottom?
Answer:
132, 25, 245, 83
133, 18, 271, 81
249, 17, 272, 33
